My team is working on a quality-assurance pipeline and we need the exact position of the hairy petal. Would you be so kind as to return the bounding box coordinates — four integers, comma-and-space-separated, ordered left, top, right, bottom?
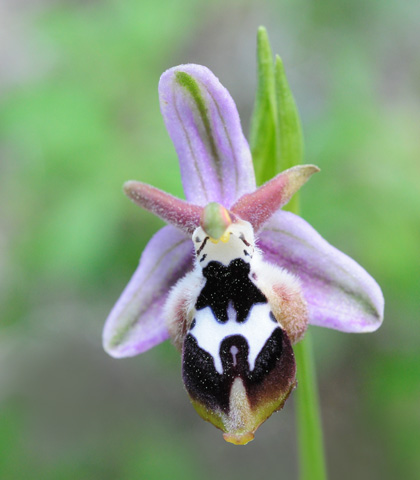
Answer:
258, 211, 384, 332
159, 64, 256, 207
103, 226, 193, 357
232, 165, 319, 232
124, 181, 203, 235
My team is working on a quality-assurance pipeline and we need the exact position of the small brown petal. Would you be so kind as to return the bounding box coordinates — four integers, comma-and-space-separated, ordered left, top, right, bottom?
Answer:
231, 164, 319, 232
124, 181, 203, 235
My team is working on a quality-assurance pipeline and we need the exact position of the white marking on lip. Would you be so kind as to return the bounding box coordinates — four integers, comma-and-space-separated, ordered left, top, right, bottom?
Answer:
230, 345, 239, 366
190, 303, 278, 374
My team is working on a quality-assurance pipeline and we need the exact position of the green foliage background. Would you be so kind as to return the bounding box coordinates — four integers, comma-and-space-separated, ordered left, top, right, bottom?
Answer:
1, 0, 419, 478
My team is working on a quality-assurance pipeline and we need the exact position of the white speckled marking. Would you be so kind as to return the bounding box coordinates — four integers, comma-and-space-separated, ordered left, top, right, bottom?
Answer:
190, 303, 279, 374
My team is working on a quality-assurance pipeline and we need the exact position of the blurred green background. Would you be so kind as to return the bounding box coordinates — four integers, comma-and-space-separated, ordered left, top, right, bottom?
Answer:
1, 0, 419, 478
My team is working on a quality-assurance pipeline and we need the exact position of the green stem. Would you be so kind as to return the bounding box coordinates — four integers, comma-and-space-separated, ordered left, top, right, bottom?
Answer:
294, 332, 328, 480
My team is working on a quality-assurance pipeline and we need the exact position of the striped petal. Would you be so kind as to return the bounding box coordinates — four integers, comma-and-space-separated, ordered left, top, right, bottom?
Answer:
258, 211, 384, 333
103, 226, 193, 357
159, 64, 256, 207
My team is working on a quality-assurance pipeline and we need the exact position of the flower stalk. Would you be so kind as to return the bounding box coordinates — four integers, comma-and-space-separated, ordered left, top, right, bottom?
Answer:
294, 333, 327, 480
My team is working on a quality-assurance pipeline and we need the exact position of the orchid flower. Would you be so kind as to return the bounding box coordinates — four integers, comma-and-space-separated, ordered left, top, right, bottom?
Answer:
103, 64, 384, 445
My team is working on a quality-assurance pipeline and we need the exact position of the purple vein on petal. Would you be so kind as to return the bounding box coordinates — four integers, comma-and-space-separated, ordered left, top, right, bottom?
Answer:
206, 86, 240, 198
159, 64, 255, 207
172, 84, 207, 197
